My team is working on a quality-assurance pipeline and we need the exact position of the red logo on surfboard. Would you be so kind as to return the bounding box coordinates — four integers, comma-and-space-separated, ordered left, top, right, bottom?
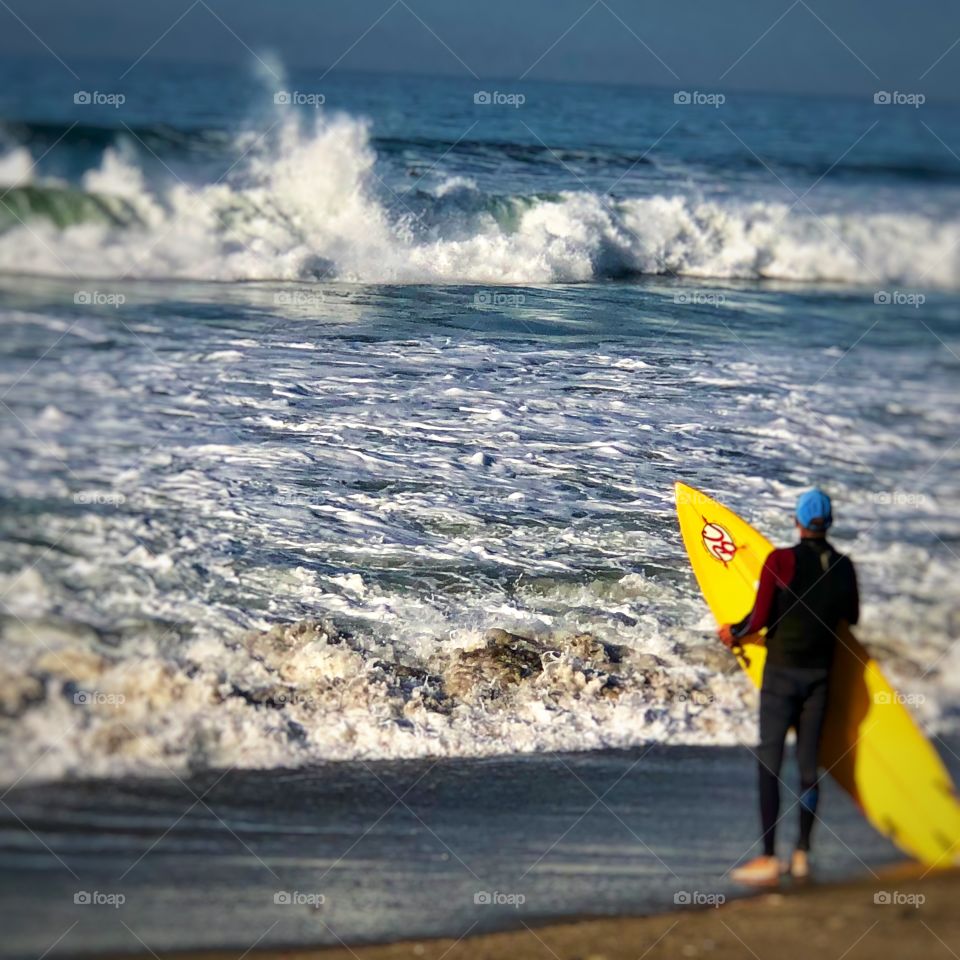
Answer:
701, 521, 737, 564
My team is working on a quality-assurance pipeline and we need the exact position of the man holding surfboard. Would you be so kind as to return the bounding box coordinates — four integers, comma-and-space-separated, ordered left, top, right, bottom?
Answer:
718, 489, 859, 884
676, 481, 960, 872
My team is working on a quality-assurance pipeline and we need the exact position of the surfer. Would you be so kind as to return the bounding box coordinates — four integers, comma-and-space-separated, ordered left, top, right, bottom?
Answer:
718, 488, 859, 884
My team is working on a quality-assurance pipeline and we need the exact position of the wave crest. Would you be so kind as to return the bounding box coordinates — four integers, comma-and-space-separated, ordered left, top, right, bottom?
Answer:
0, 113, 958, 287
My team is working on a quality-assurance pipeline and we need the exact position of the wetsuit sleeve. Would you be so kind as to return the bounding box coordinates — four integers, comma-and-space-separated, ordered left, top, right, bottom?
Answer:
842, 557, 859, 626
731, 548, 795, 639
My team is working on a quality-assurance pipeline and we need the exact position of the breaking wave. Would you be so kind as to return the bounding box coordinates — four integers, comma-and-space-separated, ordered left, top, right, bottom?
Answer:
1, 112, 959, 286
0, 587, 757, 784
1, 563, 952, 786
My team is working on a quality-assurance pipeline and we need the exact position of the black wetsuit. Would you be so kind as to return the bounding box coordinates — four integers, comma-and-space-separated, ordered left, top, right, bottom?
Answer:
732, 537, 859, 855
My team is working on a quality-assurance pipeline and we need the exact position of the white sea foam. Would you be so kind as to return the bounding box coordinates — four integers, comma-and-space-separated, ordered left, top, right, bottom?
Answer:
0, 574, 754, 784
0, 320, 957, 785
0, 114, 958, 287
0, 146, 33, 187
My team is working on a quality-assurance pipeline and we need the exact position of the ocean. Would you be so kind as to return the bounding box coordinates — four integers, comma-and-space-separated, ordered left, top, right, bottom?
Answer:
0, 56, 959, 955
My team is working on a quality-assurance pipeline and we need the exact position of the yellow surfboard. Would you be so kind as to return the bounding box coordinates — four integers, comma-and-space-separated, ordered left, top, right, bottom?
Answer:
675, 481, 960, 867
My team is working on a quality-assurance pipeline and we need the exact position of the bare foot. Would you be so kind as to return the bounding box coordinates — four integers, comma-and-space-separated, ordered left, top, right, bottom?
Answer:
791, 849, 810, 879
731, 855, 782, 886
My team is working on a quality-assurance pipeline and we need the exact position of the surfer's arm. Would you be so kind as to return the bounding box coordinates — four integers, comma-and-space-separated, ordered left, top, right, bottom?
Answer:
841, 556, 859, 627
726, 548, 795, 642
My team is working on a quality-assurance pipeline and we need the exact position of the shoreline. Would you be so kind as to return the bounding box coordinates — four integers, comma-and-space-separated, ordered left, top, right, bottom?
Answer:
2, 746, 906, 959
115, 867, 958, 960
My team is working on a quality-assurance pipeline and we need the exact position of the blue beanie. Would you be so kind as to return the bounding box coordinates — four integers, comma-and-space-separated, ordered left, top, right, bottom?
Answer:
796, 488, 833, 531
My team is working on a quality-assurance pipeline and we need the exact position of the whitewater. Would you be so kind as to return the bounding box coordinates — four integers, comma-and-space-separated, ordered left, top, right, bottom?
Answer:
1, 109, 960, 286
1, 67, 959, 785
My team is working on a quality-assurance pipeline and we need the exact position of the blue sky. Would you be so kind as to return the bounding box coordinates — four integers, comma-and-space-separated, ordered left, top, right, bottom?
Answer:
2, 0, 959, 98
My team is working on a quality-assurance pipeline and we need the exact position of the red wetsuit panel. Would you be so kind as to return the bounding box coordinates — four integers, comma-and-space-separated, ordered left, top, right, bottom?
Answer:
733, 547, 795, 638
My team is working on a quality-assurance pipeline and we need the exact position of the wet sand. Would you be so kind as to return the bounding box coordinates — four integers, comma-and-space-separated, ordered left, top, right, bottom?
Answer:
162, 867, 959, 960
2, 749, 908, 958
